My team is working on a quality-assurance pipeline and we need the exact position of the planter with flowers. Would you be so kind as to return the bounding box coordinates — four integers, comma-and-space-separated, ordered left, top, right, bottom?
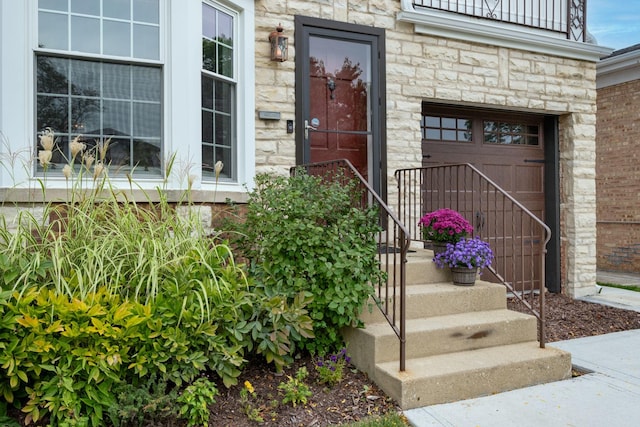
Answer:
433, 237, 494, 286
418, 209, 473, 255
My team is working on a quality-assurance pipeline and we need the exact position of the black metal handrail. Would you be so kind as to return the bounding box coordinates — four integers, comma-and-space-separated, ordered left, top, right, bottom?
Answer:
395, 164, 551, 347
292, 160, 411, 371
412, 0, 586, 42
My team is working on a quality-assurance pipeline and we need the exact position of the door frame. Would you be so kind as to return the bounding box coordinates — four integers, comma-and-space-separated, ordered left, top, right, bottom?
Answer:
294, 16, 387, 199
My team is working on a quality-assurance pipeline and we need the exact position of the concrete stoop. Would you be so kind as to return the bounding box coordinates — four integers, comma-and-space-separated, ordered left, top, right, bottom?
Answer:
374, 342, 571, 409
344, 251, 572, 410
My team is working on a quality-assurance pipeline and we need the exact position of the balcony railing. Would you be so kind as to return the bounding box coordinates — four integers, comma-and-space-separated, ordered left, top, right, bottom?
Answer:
412, 0, 586, 41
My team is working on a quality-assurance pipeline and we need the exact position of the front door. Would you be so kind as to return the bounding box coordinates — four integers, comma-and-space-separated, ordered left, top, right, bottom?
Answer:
295, 17, 386, 196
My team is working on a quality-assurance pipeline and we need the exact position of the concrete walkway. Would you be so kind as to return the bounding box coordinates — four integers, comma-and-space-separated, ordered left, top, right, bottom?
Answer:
404, 271, 640, 427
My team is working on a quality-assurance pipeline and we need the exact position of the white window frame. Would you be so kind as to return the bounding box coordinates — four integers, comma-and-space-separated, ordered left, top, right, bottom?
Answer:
201, 0, 238, 183
0, 0, 254, 200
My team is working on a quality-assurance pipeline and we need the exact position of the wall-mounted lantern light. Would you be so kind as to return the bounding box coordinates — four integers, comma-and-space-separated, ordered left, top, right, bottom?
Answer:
269, 23, 288, 62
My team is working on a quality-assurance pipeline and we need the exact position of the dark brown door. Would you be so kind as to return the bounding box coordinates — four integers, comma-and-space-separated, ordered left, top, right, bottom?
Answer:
295, 17, 385, 195
421, 105, 546, 290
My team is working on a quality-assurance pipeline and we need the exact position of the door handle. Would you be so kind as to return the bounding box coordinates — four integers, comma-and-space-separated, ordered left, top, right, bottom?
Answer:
304, 120, 317, 139
475, 211, 485, 232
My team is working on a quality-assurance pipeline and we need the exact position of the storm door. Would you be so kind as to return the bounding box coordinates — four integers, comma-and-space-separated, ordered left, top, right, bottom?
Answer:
295, 17, 386, 196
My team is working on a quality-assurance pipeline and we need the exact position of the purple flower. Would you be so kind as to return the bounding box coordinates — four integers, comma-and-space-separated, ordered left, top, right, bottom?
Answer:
433, 237, 494, 270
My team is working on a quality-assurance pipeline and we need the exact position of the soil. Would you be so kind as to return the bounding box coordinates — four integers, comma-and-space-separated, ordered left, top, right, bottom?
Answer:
8, 291, 640, 426
211, 291, 640, 427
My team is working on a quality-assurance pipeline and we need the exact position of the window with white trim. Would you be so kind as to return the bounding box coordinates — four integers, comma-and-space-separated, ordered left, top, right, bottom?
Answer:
35, 0, 162, 176
201, 1, 236, 181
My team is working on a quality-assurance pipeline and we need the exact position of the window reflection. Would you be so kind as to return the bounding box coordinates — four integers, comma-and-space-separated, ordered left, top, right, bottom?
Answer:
36, 55, 162, 174
309, 37, 371, 133
483, 121, 539, 145
201, 4, 236, 182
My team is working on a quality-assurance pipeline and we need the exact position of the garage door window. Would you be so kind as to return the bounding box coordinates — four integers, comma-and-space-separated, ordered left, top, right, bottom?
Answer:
421, 115, 472, 143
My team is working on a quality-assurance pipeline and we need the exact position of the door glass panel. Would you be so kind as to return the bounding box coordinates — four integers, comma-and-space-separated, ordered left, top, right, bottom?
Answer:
309, 36, 370, 132
308, 35, 371, 178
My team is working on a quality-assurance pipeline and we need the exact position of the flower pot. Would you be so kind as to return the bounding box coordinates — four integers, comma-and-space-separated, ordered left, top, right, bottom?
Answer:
451, 266, 478, 286
430, 242, 448, 258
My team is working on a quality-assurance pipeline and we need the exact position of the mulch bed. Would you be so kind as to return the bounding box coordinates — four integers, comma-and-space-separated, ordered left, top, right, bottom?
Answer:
211, 291, 640, 427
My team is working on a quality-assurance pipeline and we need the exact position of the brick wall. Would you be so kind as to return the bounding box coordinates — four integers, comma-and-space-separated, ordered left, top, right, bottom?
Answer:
596, 79, 640, 273
254, 0, 598, 297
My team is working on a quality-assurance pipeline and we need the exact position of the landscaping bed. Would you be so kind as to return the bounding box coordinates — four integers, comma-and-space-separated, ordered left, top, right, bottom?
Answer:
208, 291, 640, 427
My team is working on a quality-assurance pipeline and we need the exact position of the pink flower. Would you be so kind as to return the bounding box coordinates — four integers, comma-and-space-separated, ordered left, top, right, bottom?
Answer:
418, 209, 473, 244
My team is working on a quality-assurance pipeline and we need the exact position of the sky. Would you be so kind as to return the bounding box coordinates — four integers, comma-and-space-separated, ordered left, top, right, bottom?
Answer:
587, 0, 640, 51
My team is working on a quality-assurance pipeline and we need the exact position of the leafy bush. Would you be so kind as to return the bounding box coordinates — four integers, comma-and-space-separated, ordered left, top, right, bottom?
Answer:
0, 181, 311, 424
227, 172, 383, 354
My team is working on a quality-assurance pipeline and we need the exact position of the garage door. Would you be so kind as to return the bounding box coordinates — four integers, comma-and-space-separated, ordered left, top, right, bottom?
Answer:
421, 104, 546, 289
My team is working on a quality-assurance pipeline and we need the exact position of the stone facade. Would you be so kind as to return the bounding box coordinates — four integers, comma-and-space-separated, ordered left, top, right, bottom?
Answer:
596, 48, 640, 273
254, 0, 599, 297
0, 1, 604, 298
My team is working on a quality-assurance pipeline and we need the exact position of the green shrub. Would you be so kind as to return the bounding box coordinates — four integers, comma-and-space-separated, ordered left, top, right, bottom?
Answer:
228, 172, 383, 354
177, 377, 219, 427
107, 375, 179, 427
0, 134, 318, 424
278, 367, 312, 407
0, 271, 255, 425
0, 183, 318, 423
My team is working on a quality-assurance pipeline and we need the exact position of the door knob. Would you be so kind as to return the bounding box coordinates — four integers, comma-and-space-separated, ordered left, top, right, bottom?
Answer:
304, 120, 317, 138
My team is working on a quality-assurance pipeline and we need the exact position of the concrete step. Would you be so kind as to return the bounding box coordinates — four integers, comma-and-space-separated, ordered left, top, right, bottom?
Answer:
360, 280, 507, 324
374, 341, 572, 409
379, 247, 449, 286
402, 249, 450, 285
345, 308, 537, 370
347, 248, 571, 411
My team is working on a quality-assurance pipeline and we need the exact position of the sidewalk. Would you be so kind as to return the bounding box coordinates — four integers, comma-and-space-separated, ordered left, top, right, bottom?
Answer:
404, 271, 640, 427
581, 271, 640, 313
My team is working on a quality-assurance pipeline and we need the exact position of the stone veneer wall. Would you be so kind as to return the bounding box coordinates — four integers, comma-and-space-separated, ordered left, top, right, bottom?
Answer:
253, 0, 598, 297
596, 79, 640, 273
